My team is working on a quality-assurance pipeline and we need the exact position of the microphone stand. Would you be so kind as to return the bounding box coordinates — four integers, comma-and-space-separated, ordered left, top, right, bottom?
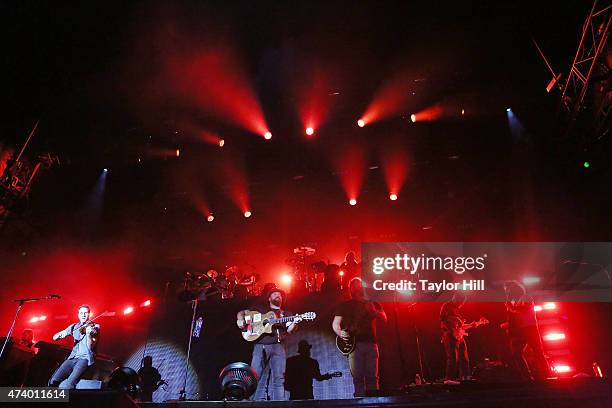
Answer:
0, 295, 56, 360
179, 297, 199, 401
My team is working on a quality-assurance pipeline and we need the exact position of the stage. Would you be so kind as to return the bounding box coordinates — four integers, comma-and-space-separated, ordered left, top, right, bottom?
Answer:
143, 379, 612, 408
7, 378, 609, 408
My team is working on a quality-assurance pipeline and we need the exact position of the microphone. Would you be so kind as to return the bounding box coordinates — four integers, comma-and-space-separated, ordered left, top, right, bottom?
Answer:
48, 294, 61, 299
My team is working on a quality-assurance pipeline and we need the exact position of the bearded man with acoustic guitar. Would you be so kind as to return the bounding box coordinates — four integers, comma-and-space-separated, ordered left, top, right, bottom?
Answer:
236, 286, 301, 400
332, 277, 387, 397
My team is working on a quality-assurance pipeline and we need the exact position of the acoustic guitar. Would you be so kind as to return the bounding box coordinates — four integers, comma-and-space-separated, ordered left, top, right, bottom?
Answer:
240, 310, 316, 341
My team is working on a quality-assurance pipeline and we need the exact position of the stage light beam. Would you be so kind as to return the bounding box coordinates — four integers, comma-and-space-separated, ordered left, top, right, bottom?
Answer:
244, 211, 252, 218
142, 300, 151, 307
410, 114, 416, 123
264, 132, 272, 140
389, 193, 398, 201
207, 215, 215, 222
349, 199, 357, 206
357, 119, 365, 128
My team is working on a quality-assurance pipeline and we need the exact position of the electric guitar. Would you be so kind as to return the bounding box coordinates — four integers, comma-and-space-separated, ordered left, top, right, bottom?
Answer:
335, 301, 382, 355
240, 310, 316, 341
336, 335, 356, 356
455, 317, 489, 339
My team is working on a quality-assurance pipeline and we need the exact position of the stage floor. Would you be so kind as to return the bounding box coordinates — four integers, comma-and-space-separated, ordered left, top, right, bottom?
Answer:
142, 378, 612, 408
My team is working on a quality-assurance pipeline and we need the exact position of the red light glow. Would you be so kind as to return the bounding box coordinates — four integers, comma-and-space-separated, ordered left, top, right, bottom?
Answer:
553, 365, 572, 373
361, 74, 413, 125
281, 274, 293, 284
543, 332, 566, 341
349, 199, 357, 206
357, 119, 365, 128
389, 193, 398, 201
305, 127, 314, 136
175, 149, 180, 157
411, 105, 444, 122
30, 317, 39, 323
218, 139, 225, 147
143, 300, 151, 307
123, 306, 134, 315
244, 211, 252, 218
167, 48, 269, 137
264, 132, 272, 140
207, 215, 214, 222
39, 315, 47, 321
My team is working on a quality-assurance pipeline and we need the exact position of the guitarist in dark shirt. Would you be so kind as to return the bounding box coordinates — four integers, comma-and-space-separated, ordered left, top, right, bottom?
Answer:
237, 286, 300, 400
501, 281, 549, 380
440, 292, 469, 384
332, 278, 387, 397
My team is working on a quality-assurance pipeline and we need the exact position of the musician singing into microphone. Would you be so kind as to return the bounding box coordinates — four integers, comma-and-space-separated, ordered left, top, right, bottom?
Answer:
332, 277, 387, 397
48, 305, 100, 389
236, 286, 300, 400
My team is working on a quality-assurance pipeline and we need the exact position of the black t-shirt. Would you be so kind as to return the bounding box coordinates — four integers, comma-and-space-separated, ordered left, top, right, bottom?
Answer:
334, 299, 380, 343
249, 303, 292, 345
506, 296, 537, 335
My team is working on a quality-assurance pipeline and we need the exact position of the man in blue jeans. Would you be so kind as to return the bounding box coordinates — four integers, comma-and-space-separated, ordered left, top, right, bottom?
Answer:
333, 278, 387, 397
49, 305, 100, 389
237, 286, 301, 400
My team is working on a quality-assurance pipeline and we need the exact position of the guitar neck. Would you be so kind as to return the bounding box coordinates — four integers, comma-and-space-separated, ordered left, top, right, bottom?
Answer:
269, 315, 298, 324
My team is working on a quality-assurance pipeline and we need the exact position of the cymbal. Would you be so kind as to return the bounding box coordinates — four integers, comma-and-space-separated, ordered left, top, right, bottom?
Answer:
293, 246, 316, 256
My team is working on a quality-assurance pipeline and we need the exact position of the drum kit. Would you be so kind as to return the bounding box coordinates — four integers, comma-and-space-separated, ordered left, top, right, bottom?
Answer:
178, 244, 328, 301
284, 245, 324, 293
179, 266, 261, 301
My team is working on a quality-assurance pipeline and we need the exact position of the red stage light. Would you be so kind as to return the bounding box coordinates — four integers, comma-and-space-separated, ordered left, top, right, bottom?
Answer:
176, 149, 180, 157
543, 332, 566, 341
305, 127, 314, 136
410, 114, 416, 123
123, 306, 134, 315
534, 305, 543, 312
39, 315, 47, 321
264, 132, 272, 140
218, 139, 225, 147
30, 317, 39, 323
357, 119, 365, 128
339, 270, 345, 276
389, 193, 398, 201
143, 300, 151, 307
281, 274, 293, 284
244, 210, 252, 218
349, 199, 357, 206
207, 215, 214, 222
553, 364, 572, 373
